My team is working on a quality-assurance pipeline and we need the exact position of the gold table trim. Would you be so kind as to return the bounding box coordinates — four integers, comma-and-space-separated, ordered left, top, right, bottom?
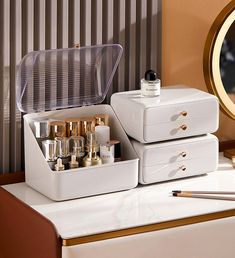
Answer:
62, 208, 235, 246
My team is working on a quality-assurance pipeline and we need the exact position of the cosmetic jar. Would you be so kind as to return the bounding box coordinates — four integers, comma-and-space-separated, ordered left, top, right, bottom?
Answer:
100, 143, 114, 164
107, 140, 121, 162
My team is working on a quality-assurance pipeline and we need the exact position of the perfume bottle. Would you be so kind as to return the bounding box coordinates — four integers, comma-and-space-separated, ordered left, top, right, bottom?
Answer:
32, 119, 50, 148
42, 140, 57, 170
55, 137, 70, 168
80, 117, 95, 137
141, 70, 161, 97
68, 135, 85, 165
94, 114, 109, 126
49, 120, 66, 139
82, 132, 102, 167
66, 118, 81, 137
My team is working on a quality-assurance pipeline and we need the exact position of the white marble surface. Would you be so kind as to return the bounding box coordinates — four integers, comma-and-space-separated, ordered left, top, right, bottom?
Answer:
3, 154, 235, 240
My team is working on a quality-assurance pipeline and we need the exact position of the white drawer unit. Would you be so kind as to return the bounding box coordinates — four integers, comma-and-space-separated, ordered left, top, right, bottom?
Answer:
132, 134, 218, 184
111, 86, 219, 143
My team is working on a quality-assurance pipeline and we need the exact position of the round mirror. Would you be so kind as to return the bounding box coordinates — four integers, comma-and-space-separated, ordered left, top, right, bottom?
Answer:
204, 0, 235, 120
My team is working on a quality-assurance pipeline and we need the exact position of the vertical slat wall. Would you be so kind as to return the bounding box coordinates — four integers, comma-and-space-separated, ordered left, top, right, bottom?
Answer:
0, 0, 161, 173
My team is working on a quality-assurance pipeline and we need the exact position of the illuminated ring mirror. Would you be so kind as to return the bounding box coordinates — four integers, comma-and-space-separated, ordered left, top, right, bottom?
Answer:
204, 0, 235, 120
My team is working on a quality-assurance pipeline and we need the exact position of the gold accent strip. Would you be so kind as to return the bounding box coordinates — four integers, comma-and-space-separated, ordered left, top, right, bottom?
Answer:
203, 0, 235, 119
62, 209, 235, 246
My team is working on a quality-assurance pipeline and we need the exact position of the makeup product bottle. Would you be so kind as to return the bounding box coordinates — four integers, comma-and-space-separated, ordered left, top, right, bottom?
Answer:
68, 135, 85, 164
141, 70, 161, 97
100, 143, 114, 164
107, 140, 122, 162
66, 118, 81, 137
55, 137, 70, 168
95, 125, 110, 145
82, 132, 102, 167
32, 119, 50, 148
55, 158, 65, 171
49, 121, 66, 139
42, 140, 57, 170
94, 114, 109, 126
69, 155, 79, 169
80, 117, 95, 137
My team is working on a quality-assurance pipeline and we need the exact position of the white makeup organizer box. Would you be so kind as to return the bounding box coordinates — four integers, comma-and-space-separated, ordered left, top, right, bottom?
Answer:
16, 44, 138, 201
111, 86, 219, 184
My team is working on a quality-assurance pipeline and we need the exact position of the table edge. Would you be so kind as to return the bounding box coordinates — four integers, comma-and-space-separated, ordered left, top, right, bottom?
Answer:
62, 209, 235, 246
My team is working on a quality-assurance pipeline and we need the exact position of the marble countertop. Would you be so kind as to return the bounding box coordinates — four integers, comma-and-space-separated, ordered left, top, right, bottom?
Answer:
3, 154, 235, 240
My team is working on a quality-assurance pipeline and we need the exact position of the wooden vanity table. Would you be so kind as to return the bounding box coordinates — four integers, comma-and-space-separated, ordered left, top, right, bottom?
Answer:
1, 153, 235, 258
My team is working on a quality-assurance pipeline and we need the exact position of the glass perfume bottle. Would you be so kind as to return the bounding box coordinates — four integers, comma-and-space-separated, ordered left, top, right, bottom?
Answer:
82, 132, 102, 167
141, 70, 161, 97
42, 139, 57, 170
55, 137, 70, 168
32, 119, 50, 148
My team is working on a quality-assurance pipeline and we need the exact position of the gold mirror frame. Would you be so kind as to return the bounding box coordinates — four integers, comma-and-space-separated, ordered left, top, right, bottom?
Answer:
204, 0, 235, 120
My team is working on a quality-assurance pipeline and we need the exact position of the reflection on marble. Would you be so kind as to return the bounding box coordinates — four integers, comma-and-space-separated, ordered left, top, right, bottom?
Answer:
2, 154, 235, 240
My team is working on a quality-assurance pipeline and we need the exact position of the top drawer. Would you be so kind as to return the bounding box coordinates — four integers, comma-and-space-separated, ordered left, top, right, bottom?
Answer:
144, 99, 217, 125
111, 86, 219, 143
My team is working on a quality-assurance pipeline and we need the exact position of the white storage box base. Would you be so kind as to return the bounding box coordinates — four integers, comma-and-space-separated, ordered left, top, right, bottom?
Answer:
24, 104, 138, 201
132, 134, 218, 184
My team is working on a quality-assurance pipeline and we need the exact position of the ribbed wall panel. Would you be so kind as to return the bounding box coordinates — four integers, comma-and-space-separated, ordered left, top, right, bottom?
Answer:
0, 0, 161, 173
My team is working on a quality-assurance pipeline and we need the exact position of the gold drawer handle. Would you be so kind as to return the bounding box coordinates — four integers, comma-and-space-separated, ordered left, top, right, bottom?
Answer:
180, 111, 188, 116
181, 152, 187, 158
180, 124, 187, 131
179, 165, 186, 171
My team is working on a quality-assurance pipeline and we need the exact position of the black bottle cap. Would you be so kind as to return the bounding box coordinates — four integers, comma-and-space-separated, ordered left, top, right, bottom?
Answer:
145, 70, 157, 81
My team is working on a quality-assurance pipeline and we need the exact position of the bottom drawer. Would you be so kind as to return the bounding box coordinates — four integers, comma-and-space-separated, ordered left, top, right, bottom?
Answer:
132, 134, 218, 184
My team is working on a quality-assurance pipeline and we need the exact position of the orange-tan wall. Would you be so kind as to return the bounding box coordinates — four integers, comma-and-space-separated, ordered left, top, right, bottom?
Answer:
162, 0, 235, 141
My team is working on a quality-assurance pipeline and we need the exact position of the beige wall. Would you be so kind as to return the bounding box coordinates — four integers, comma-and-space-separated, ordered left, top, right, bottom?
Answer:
162, 0, 235, 141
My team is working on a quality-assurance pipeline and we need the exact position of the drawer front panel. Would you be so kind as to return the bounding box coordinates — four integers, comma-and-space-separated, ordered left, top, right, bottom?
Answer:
142, 137, 218, 167
142, 155, 218, 184
144, 116, 218, 142
144, 98, 218, 125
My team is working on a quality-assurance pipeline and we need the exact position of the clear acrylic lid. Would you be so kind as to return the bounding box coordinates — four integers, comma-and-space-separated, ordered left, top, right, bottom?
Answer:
16, 44, 123, 113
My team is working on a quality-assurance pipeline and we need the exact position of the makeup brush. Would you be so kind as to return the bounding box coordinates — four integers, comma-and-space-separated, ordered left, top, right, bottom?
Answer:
172, 191, 235, 201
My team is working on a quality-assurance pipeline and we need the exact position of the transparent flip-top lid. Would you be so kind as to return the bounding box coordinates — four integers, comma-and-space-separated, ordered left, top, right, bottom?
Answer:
16, 44, 123, 113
